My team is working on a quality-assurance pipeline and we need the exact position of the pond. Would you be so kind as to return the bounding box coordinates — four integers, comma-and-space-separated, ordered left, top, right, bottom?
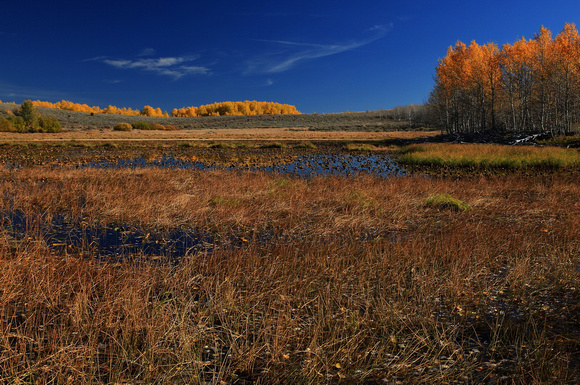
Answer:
81, 153, 408, 178
2, 152, 408, 260
2, 211, 231, 262
1, 209, 403, 262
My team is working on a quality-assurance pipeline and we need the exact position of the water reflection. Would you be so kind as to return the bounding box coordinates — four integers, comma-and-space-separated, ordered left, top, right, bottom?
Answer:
263, 154, 406, 178
83, 154, 407, 178
2, 211, 223, 261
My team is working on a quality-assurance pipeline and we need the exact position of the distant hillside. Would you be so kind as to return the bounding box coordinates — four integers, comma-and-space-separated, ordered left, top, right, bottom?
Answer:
0, 102, 431, 131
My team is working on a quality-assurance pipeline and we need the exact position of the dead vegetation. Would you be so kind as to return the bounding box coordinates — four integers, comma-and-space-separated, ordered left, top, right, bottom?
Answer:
0, 162, 578, 383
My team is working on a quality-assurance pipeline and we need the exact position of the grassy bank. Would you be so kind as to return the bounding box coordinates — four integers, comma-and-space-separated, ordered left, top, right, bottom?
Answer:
0, 167, 578, 383
398, 143, 580, 169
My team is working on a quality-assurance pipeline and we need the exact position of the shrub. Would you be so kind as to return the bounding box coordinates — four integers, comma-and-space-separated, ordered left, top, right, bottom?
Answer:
152, 123, 167, 130
5, 101, 62, 133
10, 116, 27, 133
38, 116, 62, 133
0, 117, 16, 132
132, 121, 156, 130
113, 123, 132, 131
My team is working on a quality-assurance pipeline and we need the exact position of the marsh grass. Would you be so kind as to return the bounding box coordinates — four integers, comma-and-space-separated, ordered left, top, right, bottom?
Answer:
398, 143, 580, 169
539, 133, 580, 147
344, 143, 378, 151
0, 167, 578, 383
259, 142, 286, 149
209, 142, 254, 149
293, 142, 317, 149
424, 193, 471, 211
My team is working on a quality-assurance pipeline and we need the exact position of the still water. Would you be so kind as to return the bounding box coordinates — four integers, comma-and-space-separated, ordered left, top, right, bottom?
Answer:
3, 153, 407, 260
82, 154, 407, 178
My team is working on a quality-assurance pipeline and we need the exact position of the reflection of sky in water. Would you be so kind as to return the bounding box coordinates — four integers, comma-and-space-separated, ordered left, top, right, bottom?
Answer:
4, 154, 407, 260
2, 211, 223, 261
2, 208, 403, 261
84, 154, 407, 178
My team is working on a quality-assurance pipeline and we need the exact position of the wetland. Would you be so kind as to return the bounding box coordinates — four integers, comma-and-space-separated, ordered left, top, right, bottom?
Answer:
0, 126, 578, 384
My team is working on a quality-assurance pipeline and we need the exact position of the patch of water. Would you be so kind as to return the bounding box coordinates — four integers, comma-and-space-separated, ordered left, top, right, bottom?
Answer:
263, 154, 407, 178
80, 154, 407, 178
1, 210, 407, 261
1, 211, 222, 261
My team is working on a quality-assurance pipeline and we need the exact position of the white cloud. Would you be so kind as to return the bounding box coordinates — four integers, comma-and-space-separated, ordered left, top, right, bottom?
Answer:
100, 55, 210, 79
245, 24, 393, 74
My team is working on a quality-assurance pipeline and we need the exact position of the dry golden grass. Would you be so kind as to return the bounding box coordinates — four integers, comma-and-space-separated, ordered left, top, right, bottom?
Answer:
0, 128, 440, 143
0, 165, 578, 383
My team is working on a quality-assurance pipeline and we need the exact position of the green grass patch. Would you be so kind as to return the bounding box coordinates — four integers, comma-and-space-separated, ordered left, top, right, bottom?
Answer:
294, 142, 317, 149
398, 143, 580, 169
177, 142, 209, 148
424, 193, 471, 211
209, 142, 253, 149
345, 143, 377, 151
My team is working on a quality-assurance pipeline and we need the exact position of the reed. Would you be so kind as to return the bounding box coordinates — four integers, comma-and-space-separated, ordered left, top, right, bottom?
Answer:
0, 166, 578, 383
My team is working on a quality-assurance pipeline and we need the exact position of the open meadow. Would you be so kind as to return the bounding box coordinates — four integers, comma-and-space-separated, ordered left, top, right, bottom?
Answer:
0, 111, 579, 383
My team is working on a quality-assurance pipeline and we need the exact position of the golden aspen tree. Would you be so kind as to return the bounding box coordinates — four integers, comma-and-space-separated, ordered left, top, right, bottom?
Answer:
430, 25, 580, 134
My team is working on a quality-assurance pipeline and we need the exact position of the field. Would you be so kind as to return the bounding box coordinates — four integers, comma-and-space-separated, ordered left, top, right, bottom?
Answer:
0, 103, 427, 132
0, 107, 578, 384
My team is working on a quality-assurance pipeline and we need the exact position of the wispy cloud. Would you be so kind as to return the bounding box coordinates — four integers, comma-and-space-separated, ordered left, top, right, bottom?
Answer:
138, 48, 157, 57
96, 55, 211, 79
246, 24, 393, 74
0, 81, 69, 101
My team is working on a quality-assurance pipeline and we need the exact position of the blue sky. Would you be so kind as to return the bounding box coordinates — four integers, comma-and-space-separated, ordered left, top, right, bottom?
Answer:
1, 0, 579, 113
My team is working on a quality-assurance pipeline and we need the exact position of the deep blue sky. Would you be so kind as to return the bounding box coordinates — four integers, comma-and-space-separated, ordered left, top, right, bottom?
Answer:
1, 0, 579, 113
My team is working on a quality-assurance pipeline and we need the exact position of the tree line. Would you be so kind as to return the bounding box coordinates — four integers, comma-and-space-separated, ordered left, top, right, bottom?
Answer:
27, 100, 300, 117
429, 23, 580, 135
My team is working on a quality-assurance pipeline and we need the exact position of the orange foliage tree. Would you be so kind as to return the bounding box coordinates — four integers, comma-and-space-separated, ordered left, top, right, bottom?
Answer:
31, 100, 299, 118
429, 24, 580, 135
171, 101, 300, 117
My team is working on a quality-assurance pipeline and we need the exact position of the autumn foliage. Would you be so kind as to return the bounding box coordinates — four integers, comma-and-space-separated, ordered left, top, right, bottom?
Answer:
30, 100, 300, 118
430, 23, 580, 135
171, 101, 301, 117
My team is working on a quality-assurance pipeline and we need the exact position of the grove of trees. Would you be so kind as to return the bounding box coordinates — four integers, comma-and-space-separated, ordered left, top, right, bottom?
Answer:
28, 100, 300, 118
0, 100, 62, 133
171, 101, 300, 117
429, 23, 580, 135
